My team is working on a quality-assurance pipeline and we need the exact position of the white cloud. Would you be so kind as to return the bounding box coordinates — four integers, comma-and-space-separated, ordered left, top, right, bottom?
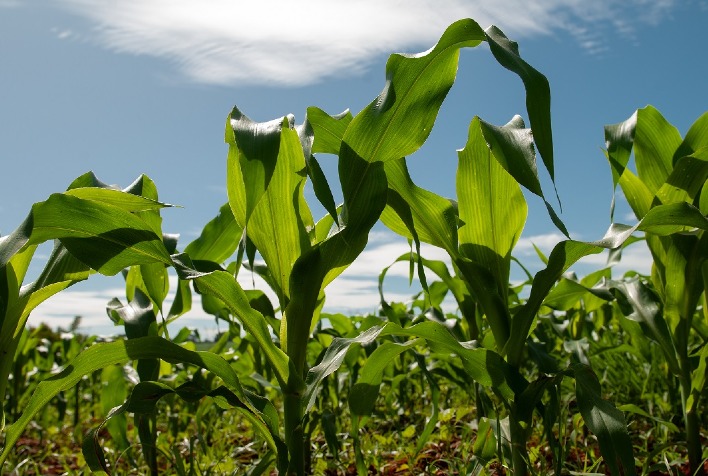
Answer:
514, 232, 566, 256
574, 242, 653, 276
54, 0, 678, 86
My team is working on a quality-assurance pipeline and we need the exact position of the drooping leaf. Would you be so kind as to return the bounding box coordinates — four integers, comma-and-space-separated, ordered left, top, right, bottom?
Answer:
484, 26, 554, 182
573, 364, 636, 476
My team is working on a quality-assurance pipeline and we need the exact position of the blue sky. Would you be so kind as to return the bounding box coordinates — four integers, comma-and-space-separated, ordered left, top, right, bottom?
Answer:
2, 0, 707, 336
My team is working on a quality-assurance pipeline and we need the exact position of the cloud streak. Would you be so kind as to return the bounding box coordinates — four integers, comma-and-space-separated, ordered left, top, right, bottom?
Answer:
54, 0, 677, 86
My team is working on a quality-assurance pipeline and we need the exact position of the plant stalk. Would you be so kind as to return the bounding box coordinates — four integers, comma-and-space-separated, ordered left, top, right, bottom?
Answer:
283, 390, 306, 476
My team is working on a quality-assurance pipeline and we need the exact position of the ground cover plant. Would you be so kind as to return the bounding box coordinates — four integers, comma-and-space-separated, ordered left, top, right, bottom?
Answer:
1, 17, 707, 476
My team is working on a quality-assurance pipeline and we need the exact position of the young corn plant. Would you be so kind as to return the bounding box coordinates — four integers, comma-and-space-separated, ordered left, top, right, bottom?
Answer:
604, 106, 708, 475
171, 18, 571, 475
0, 173, 179, 468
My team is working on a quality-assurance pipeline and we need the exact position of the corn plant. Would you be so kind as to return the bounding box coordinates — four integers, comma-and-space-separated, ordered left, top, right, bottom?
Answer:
170, 18, 571, 475
604, 106, 708, 475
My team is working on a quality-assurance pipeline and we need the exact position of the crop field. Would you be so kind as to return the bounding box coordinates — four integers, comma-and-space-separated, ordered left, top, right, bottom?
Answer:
1, 18, 707, 476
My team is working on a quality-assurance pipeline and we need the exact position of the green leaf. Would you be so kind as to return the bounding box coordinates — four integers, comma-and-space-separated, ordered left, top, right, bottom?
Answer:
687, 339, 708, 413
380, 321, 526, 400
673, 111, 708, 163
306, 107, 352, 155
505, 239, 604, 365
638, 202, 708, 234
230, 115, 313, 310
185, 202, 242, 264
458, 116, 527, 302
285, 150, 387, 370
100, 365, 130, 451
634, 106, 682, 195
348, 338, 422, 416
655, 150, 708, 205
226, 107, 285, 224
610, 279, 680, 375
171, 254, 291, 388
65, 187, 170, 212
382, 158, 458, 253
484, 26, 554, 182
573, 364, 636, 476
305, 325, 387, 413
604, 110, 637, 220
306, 155, 339, 227
298, 109, 341, 226
343, 18, 486, 163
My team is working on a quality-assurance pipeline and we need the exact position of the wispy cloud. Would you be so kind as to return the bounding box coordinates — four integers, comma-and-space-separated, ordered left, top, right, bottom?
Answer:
54, 0, 678, 86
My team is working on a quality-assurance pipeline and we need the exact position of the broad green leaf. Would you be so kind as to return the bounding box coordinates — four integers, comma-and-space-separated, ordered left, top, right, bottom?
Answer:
184, 202, 242, 264
140, 262, 169, 313
380, 321, 527, 400
123, 175, 165, 239
304, 325, 385, 412
226, 107, 284, 224
349, 338, 422, 416
617, 404, 680, 433
617, 167, 654, 221
672, 111, 708, 164
604, 110, 637, 218
458, 116, 527, 301
285, 150, 387, 370
505, 240, 604, 365
543, 277, 613, 311
65, 187, 170, 212
230, 116, 313, 310
306, 107, 352, 155
343, 18, 486, 163
634, 106, 682, 195
573, 364, 636, 476
473, 418, 497, 461
0, 243, 89, 413
655, 151, 708, 205
100, 365, 129, 451
28, 194, 171, 274
66, 171, 114, 190
382, 158, 458, 253
478, 115, 541, 196
306, 154, 339, 226
687, 336, 708, 413
107, 288, 159, 381
297, 111, 339, 226
638, 202, 708, 234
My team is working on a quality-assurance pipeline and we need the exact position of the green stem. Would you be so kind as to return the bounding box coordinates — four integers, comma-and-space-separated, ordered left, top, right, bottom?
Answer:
283, 390, 306, 476
679, 367, 704, 476
509, 409, 530, 475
